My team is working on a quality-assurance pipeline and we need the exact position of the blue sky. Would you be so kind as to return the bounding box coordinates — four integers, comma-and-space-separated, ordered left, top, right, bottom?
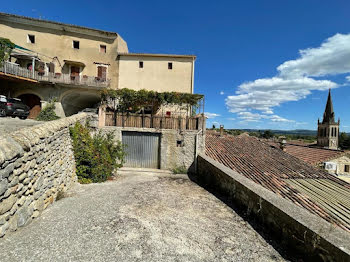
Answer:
2, 1, 350, 131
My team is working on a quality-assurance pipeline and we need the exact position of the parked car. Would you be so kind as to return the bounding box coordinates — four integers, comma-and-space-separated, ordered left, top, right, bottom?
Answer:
0, 95, 7, 117
0, 96, 30, 119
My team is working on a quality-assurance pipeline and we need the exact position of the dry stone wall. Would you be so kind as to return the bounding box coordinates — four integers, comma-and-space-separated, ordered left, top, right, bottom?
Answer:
0, 113, 88, 238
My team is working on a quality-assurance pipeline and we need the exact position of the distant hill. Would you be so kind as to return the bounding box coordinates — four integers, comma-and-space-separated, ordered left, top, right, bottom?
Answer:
239, 129, 317, 136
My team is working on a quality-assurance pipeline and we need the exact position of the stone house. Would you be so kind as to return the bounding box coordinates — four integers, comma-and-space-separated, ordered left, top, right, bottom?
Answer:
0, 12, 196, 118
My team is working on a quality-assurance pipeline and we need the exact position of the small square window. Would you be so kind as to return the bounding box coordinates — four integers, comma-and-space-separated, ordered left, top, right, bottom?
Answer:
139, 61, 143, 68
345, 165, 349, 172
73, 40, 80, 49
28, 34, 35, 44
168, 62, 173, 70
177, 140, 184, 147
100, 45, 106, 53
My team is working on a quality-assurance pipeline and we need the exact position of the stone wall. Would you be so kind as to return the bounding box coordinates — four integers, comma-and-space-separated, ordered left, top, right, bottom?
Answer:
101, 127, 205, 170
0, 113, 88, 238
196, 154, 350, 262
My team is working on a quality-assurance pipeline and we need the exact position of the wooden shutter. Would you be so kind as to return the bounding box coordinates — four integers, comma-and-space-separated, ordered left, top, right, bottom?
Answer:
97, 66, 107, 80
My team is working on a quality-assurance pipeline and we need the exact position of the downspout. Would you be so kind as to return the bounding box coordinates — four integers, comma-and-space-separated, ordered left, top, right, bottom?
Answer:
32, 57, 35, 79
194, 128, 203, 174
191, 57, 195, 94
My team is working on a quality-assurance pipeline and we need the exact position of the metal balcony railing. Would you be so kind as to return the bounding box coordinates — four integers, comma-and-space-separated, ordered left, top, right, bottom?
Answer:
0, 61, 110, 88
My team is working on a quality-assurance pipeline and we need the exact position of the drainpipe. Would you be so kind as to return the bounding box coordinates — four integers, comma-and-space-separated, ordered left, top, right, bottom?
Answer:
194, 128, 203, 174
191, 57, 195, 94
32, 57, 35, 79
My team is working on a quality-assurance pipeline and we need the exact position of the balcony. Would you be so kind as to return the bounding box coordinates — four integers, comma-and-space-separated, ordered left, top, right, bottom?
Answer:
0, 61, 110, 88
103, 112, 205, 131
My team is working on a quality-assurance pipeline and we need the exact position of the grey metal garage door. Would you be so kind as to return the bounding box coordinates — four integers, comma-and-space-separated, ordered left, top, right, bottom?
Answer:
122, 131, 160, 169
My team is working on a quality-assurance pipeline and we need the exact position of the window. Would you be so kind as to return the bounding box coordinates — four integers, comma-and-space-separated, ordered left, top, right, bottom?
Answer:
168, 62, 173, 70
139, 61, 143, 68
73, 40, 80, 49
97, 66, 107, 81
345, 165, 349, 173
100, 45, 106, 53
27, 34, 35, 44
177, 140, 184, 147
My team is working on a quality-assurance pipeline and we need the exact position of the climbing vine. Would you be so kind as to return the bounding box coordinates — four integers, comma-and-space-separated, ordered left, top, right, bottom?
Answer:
101, 88, 204, 113
0, 38, 15, 66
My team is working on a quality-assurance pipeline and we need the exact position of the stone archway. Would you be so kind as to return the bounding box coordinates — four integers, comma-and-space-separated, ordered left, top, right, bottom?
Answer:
17, 94, 42, 119
60, 90, 100, 116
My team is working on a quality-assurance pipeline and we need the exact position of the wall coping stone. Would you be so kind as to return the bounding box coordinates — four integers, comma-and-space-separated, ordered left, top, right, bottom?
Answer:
198, 153, 350, 258
0, 113, 88, 167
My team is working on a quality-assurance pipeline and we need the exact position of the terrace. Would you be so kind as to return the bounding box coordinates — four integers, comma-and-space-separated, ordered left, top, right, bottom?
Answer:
0, 61, 109, 88
99, 88, 206, 131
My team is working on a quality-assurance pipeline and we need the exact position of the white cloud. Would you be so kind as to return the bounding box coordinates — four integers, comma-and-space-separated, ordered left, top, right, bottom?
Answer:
225, 33, 350, 124
226, 77, 337, 114
220, 91, 225, 95
204, 112, 220, 119
278, 34, 350, 78
236, 111, 294, 123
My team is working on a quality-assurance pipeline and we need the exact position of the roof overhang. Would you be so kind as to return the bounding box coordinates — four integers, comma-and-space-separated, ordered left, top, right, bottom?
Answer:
117, 53, 196, 59
10, 47, 39, 60
0, 12, 118, 40
64, 60, 86, 67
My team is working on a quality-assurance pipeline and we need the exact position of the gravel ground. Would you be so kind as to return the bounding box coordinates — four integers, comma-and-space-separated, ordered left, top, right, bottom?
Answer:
0, 169, 285, 262
0, 117, 40, 134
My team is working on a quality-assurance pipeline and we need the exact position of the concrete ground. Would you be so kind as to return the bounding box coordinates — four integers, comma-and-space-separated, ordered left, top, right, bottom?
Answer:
0, 169, 285, 262
0, 117, 40, 134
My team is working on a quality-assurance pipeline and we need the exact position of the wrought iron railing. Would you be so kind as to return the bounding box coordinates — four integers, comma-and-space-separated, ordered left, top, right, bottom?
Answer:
0, 61, 110, 88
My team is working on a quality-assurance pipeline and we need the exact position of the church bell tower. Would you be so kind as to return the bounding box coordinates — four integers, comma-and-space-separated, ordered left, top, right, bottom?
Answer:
317, 89, 340, 150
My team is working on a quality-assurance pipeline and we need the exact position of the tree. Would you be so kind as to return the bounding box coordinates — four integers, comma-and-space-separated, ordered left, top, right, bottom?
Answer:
261, 130, 274, 139
0, 38, 15, 66
339, 132, 350, 150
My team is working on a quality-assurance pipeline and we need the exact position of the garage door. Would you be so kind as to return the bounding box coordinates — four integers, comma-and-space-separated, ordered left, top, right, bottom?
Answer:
122, 131, 160, 169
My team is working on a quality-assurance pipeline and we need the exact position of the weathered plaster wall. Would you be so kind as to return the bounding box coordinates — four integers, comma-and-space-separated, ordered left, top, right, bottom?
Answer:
117, 55, 195, 94
0, 14, 128, 90
0, 113, 88, 238
196, 154, 350, 262
101, 127, 205, 170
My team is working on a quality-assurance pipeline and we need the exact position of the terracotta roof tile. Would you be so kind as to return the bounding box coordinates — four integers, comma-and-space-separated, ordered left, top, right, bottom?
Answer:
205, 132, 350, 232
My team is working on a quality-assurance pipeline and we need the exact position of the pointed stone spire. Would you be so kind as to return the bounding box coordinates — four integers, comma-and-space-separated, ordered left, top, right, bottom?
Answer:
322, 89, 335, 124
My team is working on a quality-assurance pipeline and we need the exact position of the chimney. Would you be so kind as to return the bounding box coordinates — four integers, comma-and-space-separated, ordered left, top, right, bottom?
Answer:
219, 125, 224, 136
279, 139, 287, 151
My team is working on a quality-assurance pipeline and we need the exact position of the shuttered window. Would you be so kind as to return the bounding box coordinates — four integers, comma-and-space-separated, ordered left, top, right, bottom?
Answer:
97, 66, 107, 80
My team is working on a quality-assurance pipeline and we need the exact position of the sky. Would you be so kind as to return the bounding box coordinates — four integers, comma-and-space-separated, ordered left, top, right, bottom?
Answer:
2, 0, 350, 131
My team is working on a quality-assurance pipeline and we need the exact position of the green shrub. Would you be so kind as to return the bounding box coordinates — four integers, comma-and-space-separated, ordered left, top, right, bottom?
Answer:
172, 165, 188, 174
36, 100, 60, 121
69, 122, 125, 183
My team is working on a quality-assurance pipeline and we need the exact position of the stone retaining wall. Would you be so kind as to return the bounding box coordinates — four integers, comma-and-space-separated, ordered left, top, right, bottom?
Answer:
197, 154, 350, 262
0, 113, 88, 238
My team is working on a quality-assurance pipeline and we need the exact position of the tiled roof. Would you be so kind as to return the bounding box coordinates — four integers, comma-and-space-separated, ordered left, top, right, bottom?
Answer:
268, 142, 345, 165
0, 12, 118, 37
118, 53, 196, 59
205, 132, 350, 232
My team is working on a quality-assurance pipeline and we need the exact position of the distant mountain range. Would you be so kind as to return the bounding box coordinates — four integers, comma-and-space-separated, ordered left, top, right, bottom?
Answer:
239, 129, 318, 136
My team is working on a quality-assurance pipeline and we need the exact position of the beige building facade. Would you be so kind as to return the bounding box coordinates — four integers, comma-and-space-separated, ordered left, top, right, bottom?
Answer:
0, 12, 196, 117
117, 53, 195, 93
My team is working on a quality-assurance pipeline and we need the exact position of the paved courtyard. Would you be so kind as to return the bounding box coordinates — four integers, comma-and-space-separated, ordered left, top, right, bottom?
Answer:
0, 117, 40, 134
0, 169, 285, 261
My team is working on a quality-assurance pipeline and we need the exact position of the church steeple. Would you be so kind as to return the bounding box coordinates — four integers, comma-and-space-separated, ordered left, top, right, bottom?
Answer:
322, 89, 335, 124
317, 89, 340, 150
